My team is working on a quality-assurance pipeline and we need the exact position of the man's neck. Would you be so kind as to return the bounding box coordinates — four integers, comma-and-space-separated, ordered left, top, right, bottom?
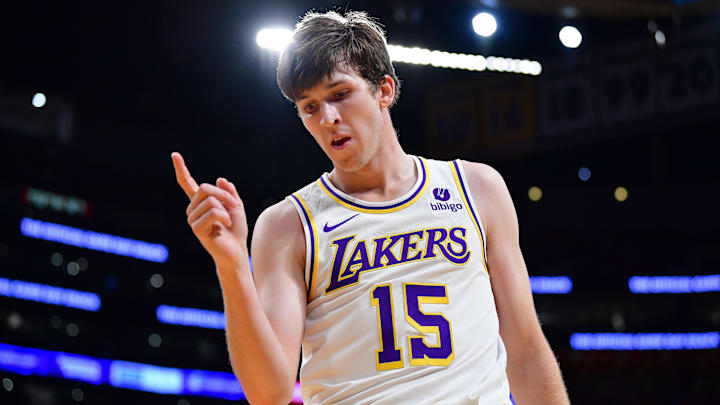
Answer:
328, 131, 417, 203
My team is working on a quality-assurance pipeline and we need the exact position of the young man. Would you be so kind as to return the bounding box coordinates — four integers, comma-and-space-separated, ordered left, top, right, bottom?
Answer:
171, 10, 570, 405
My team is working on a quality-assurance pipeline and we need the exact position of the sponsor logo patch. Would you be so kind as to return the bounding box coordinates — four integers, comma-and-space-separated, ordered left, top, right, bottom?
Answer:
430, 201, 464, 212
433, 187, 451, 201
429, 186, 463, 214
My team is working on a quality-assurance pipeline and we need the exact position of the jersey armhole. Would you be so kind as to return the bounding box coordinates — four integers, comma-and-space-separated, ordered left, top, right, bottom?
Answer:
286, 193, 319, 301
449, 160, 490, 274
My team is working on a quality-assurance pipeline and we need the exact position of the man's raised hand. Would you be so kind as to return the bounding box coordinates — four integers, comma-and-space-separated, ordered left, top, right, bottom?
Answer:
171, 152, 249, 270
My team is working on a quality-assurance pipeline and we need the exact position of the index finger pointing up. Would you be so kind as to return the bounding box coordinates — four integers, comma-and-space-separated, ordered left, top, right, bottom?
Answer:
171, 152, 199, 199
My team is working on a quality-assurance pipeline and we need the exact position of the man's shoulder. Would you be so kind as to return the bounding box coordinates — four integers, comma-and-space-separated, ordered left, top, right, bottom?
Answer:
285, 176, 323, 205
257, 199, 303, 232
454, 160, 516, 235
456, 160, 506, 193
253, 199, 306, 254
251, 198, 306, 270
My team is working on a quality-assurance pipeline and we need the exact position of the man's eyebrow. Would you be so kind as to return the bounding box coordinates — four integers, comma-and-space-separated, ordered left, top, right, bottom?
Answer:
296, 80, 349, 102
325, 79, 348, 89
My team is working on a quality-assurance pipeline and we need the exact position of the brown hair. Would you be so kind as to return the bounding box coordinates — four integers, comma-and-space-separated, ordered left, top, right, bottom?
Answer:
276, 10, 401, 107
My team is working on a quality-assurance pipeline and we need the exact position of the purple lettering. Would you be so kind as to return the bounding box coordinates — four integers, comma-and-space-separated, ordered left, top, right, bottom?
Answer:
343, 241, 371, 277
423, 228, 449, 259
399, 230, 424, 262
325, 235, 357, 294
444, 227, 470, 264
372, 235, 402, 268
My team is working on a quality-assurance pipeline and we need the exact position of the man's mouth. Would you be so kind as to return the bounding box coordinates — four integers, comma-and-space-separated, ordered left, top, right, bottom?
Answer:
331, 137, 351, 149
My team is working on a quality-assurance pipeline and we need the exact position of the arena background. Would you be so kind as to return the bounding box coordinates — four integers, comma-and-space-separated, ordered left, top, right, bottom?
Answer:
1, 0, 719, 404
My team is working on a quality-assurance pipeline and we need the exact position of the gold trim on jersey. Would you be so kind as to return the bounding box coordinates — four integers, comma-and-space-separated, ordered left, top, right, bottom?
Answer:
316, 156, 430, 214
449, 161, 489, 275
292, 192, 320, 301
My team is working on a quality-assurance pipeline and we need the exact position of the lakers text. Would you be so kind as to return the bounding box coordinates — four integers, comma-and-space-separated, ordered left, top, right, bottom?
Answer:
325, 227, 471, 294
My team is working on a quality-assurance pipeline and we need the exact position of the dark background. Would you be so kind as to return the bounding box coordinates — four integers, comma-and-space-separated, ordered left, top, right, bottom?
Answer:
1, 0, 719, 404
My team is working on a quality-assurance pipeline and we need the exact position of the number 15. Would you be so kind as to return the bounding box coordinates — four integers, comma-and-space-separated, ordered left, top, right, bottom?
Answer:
371, 283, 455, 371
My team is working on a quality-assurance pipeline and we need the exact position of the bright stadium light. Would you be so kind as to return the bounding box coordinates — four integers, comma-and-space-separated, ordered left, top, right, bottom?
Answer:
655, 30, 666, 46
0, 342, 246, 400
570, 332, 720, 351
20, 217, 168, 263
255, 28, 293, 52
578, 167, 591, 181
529, 276, 573, 294
559, 25, 582, 48
472, 12, 497, 37
0, 276, 101, 311
32, 93, 46, 108
255, 27, 541, 76
629, 275, 720, 294
386, 44, 541, 75
528, 186, 543, 202
157, 305, 226, 330
614, 186, 628, 202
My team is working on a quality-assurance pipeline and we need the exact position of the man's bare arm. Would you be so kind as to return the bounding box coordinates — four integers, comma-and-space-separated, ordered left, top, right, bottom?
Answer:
461, 161, 570, 405
171, 153, 306, 404
220, 200, 306, 404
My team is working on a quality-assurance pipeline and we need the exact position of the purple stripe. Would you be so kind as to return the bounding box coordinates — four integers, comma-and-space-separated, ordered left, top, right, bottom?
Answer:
290, 195, 315, 296
320, 156, 426, 211
453, 160, 487, 265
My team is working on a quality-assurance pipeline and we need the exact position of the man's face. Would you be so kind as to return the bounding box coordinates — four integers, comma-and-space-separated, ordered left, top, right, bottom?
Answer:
295, 66, 384, 172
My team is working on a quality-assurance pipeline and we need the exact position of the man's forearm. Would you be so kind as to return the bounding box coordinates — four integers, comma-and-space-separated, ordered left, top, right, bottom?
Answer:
506, 341, 570, 405
217, 255, 296, 404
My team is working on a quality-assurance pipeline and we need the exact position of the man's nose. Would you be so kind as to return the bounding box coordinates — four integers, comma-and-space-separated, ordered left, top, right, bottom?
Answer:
319, 103, 341, 128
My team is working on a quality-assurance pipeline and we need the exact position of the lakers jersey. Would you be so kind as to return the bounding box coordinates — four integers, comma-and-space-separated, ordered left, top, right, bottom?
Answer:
286, 156, 510, 405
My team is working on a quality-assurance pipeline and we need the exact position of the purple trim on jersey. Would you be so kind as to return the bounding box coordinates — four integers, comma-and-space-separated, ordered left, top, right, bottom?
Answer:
452, 160, 488, 266
319, 156, 427, 211
290, 194, 315, 297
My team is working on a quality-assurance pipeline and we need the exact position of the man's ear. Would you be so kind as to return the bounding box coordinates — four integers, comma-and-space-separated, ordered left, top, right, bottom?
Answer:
378, 75, 395, 108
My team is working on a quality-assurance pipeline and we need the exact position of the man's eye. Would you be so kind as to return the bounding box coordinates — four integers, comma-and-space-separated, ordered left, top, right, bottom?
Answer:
304, 104, 316, 113
335, 90, 349, 99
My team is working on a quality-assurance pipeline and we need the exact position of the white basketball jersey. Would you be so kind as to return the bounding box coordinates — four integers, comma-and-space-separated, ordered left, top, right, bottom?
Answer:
287, 156, 510, 405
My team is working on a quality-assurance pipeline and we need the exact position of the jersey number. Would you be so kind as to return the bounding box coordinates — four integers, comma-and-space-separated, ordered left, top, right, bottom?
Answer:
370, 283, 454, 371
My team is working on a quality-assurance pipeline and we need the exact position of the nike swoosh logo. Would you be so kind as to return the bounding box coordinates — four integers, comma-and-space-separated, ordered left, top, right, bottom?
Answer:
323, 214, 359, 232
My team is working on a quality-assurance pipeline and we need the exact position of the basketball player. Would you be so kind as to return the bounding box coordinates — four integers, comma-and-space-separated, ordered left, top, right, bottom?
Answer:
171, 10, 570, 405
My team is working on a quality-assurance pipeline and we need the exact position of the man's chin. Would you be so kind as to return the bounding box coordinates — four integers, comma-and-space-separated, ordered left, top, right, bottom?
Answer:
327, 151, 367, 173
